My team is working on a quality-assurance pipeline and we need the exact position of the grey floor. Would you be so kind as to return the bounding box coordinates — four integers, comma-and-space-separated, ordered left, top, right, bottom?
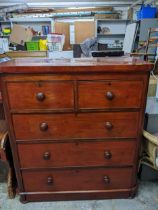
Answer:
0, 181, 158, 210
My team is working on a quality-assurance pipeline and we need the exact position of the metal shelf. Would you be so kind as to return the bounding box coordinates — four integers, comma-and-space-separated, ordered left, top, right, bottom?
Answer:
97, 33, 125, 36
96, 19, 130, 22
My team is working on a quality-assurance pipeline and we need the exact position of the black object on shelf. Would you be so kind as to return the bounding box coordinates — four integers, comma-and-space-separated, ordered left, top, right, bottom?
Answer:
97, 26, 102, 34
92, 51, 124, 57
73, 44, 82, 58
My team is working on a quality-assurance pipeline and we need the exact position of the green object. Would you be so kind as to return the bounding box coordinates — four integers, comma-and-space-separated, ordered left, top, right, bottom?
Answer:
26, 41, 39, 51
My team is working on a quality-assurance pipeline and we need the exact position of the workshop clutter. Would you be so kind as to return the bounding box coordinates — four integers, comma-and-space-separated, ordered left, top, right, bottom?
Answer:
26, 34, 65, 51
9, 25, 65, 51
26, 39, 48, 51
47, 33, 65, 51
0, 38, 9, 53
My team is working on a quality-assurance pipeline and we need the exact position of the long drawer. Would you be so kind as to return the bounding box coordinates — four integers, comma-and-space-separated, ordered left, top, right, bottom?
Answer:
7, 81, 74, 110
22, 168, 133, 192
13, 112, 139, 140
78, 80, 143, 109
18, 141, 136, 168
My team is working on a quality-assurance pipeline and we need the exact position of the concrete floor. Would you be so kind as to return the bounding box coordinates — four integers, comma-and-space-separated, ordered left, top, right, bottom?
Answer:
0, 181, 158, 210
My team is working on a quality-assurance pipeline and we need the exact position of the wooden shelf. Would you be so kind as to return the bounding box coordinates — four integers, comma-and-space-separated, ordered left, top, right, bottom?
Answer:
10, 18, 53, 23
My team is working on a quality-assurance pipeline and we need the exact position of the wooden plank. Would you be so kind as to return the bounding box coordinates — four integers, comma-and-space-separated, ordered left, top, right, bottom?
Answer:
6, 51, 47, 58
54, 7, 113, 13
23, 7, 114, 14
54, 22, 71, 51
75, 21, 95, 44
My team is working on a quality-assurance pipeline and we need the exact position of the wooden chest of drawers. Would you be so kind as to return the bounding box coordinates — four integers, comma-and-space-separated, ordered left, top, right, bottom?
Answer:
0, 57, 152, 202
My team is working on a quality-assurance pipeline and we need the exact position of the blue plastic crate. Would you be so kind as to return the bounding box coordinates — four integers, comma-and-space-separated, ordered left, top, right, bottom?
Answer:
137, 4, 157, 20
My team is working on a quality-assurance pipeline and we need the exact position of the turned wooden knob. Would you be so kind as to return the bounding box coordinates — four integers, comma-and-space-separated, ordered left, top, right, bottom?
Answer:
47, 177, 53, 185
36, 92, 45, 101
104, 151, 112, 160
105, 122, 113, 130
106, 91, 114, 100
43, 152, 51, 160
104, 176, 110, 184
40, 122, 48, 131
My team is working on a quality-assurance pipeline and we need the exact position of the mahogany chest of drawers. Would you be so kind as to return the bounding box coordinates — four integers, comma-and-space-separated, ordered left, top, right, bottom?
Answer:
0, 57, 152, 202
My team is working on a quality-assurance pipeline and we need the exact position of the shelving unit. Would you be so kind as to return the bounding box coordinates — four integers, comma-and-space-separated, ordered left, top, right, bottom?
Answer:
10, 18, 54, 33
0, 18, 54, 38
95, 19, 130, 49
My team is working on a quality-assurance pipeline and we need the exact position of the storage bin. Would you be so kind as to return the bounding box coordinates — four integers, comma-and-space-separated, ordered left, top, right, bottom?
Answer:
26, 41, 39, 51
137, 4, 157, 20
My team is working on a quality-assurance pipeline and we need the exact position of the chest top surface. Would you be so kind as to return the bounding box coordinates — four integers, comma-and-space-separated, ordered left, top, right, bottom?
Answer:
0, 56, 153, 74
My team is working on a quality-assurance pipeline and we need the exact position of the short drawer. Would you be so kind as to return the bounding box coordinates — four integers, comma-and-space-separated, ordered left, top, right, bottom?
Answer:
13, 112, 139, 140
7, 81, 74, 110
78, 80, 143, 109
18, 141, 136, 168
22, 168, 133, 192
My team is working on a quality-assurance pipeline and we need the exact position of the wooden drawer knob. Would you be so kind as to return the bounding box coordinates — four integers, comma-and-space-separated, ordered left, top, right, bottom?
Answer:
40, 122, 48, 131
36, 92, 45, 101
104, 176, 110, 184
105, 122, 113, 130
104, 151, 112, 160
106, 91, 114, 100
47, 177, 53, 185
43, 152, 51, 160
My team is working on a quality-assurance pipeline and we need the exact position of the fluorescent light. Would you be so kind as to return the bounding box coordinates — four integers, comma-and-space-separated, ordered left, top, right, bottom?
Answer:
27, 1, 135, 8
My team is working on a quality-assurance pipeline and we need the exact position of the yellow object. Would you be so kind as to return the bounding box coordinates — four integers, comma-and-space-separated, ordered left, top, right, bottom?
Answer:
2, 28, 11, 35
39, 39, 47, 51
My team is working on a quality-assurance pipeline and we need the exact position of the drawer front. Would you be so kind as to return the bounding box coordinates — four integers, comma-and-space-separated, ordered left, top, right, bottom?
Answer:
7, 81, 74, 110
18, 141, 136, 168
13, 112, 139, 140
22, 168, 133, 192
78, 81, 143, 109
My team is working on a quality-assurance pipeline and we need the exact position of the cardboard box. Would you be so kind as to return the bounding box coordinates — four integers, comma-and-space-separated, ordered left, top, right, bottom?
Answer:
148, 75, 158, 97
9, 24, 33, 46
